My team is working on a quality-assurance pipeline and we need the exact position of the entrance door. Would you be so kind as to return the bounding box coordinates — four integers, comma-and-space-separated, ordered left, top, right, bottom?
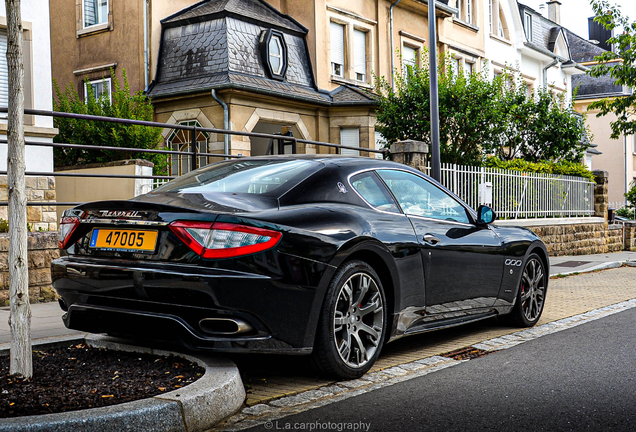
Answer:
376, 169, 504, 315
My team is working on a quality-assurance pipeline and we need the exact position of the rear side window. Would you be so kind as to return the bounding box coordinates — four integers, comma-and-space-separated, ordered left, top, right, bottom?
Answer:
154, 159, 322, 196
350, 172, 400, 213
376, 169, 470, 223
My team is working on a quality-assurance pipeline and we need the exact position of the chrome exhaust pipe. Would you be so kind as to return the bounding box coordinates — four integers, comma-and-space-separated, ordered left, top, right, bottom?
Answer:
199, 318, 253, 335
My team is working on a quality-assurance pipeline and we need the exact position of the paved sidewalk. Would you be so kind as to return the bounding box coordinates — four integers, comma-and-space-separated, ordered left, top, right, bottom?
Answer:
550, 251, 636, 276
0, 251, 634, 347
0, 301, 85, 346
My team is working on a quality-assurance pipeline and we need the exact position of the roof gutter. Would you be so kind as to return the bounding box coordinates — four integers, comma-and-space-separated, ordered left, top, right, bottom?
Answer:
143, 0, 149, 91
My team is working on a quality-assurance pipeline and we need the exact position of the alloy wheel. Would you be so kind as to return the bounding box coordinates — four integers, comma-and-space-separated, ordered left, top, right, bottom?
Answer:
332, 272, 384, 369
520, 257, 546, 322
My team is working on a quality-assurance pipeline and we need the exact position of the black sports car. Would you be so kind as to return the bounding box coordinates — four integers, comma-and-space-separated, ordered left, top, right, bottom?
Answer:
52, 155, 548, 378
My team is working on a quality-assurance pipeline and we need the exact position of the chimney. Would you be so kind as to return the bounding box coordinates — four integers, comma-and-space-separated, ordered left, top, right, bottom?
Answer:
547, 0, 561, 24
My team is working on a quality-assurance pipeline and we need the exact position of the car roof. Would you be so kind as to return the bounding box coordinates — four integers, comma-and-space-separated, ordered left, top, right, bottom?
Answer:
236, 154, 411, 170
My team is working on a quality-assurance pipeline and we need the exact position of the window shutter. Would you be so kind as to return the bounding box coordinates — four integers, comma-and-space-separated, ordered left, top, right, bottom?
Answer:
330, 22, 345, 67
0, 30, 8, 109
354, 29, 366, 80
340, 128, 360, 156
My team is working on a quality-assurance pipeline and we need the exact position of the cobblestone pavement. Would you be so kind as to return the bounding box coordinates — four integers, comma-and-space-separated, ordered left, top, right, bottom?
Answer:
225, 266, 636, 424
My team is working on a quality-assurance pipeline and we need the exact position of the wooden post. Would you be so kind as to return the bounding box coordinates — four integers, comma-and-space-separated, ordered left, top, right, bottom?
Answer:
6, 0, 32, 379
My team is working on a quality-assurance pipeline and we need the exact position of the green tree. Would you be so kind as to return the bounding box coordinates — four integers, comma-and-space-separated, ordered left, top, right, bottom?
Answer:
53, 69, 166, 174
588, 0, 636, 139
374, 54, 590, 165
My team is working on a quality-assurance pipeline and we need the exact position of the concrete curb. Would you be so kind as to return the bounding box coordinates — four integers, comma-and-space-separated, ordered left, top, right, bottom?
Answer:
0, 335, 245, 431
551, 261, 623, 277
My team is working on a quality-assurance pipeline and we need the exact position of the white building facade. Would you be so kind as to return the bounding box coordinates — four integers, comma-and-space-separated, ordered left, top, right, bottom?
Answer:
0, 0, 56, 173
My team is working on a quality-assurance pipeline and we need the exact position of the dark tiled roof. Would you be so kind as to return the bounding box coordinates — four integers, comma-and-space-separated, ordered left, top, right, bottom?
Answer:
149, 72, 331, 103
572, 70, 631, 99
162, 0, 306, 35
565, 29, 608, 63
564, 30, 632, 98
330, 85, 377, 105
518, 3, 572, 60
149, 0, 376, 107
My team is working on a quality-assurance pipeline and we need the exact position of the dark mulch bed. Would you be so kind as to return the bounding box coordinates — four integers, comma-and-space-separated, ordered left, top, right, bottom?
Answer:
0, 343, 205, 418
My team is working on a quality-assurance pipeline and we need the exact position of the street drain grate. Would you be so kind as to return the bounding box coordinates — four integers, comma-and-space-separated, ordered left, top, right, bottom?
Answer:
442, 346, 494, 361
552, 261, 592, 268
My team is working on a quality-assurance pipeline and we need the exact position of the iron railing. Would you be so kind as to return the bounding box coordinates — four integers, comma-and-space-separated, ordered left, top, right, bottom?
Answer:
424, 163, 596, 219
0, 107, 385, 206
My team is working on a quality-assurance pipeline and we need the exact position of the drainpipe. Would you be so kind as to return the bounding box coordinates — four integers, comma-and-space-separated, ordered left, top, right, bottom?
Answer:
211, 89, 229, 158
143, 0, 149, 91
542, 58, 559, 88
625, 134, 628, 203
390, 0, 403, 91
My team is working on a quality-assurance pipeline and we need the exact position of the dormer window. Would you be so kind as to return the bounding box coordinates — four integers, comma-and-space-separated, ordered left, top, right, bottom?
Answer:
260, 29, 288, 81
525, 13, 533, 41
269, 36, 283, 75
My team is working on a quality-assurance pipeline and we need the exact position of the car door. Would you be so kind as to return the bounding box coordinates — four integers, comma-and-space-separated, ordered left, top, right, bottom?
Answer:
376, 169, 504, 315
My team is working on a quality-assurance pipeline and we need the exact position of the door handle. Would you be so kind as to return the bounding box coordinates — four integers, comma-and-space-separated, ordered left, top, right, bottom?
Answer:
422, 234, 440, 245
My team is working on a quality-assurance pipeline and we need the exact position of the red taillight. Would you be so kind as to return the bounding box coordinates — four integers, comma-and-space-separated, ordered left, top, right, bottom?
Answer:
169, 221, 282, 259
59, 216, 80, 249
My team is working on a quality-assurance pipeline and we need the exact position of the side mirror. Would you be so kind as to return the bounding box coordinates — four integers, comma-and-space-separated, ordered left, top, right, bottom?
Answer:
477, 205, 496, 225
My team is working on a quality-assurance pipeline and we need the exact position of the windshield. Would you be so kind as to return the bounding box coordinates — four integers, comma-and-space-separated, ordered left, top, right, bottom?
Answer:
154, 159, 323, 197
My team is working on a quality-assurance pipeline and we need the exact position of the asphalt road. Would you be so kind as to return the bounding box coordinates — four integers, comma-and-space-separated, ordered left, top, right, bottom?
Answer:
244, 307, 636, 432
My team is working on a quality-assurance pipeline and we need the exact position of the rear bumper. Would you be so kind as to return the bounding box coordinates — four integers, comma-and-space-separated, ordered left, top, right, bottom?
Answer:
52, 256, 332, 353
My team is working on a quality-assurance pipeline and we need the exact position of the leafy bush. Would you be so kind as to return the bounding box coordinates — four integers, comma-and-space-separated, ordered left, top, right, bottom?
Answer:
483, 157, 595, 181
53, 69, 166, 174
374, 54, 591, 166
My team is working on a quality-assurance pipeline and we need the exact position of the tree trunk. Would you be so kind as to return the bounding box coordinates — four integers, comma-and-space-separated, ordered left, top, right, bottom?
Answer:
5, 0, 32, 379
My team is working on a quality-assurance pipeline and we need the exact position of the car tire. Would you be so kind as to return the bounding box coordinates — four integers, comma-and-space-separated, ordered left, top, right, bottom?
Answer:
502, 253, 547, 327
310, 260, 387, 379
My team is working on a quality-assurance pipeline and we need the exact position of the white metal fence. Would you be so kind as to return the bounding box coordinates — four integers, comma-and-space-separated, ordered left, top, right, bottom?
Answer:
425, 164, 595, 219
609, 201, 636, 220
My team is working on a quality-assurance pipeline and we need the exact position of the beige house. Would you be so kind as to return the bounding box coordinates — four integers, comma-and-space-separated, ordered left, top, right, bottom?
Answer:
146, 0, 504, 175
567, 28, 635, 205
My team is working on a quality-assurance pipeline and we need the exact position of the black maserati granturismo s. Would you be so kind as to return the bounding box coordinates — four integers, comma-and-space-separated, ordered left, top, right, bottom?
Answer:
52, 155, 548, 378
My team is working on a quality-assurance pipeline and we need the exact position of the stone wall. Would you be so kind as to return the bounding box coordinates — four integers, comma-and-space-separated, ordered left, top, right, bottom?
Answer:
0, 175, 57, 231
0, 232, 60, 305
524, 221, 624, 257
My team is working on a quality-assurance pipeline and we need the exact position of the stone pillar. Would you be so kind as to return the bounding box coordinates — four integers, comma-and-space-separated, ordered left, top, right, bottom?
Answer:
624, 221, 636, 252
592, 170, 609, 221
390, 140, 429, 172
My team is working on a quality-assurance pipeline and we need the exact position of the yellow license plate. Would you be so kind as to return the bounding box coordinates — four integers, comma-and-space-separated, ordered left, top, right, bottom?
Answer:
89, 229, 158, 252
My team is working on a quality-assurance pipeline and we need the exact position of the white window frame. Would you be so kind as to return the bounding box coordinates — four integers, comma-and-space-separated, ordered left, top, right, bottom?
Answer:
488, 0, 493, 33
84, 77, 112, 102
330, 21, 345, 78
402, 44, 418, 74
525, 13, 533, 41
455, 0, 462, 19
268, 35, 284, 75
353, 29, 367, 83
464, 61, 474, 75
340, 127, 360, 156
466, 0, 473, 24
82, 0, 109, 29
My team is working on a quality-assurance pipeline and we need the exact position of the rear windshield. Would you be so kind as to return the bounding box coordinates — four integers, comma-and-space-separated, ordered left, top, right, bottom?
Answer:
154, 159, 323, 197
